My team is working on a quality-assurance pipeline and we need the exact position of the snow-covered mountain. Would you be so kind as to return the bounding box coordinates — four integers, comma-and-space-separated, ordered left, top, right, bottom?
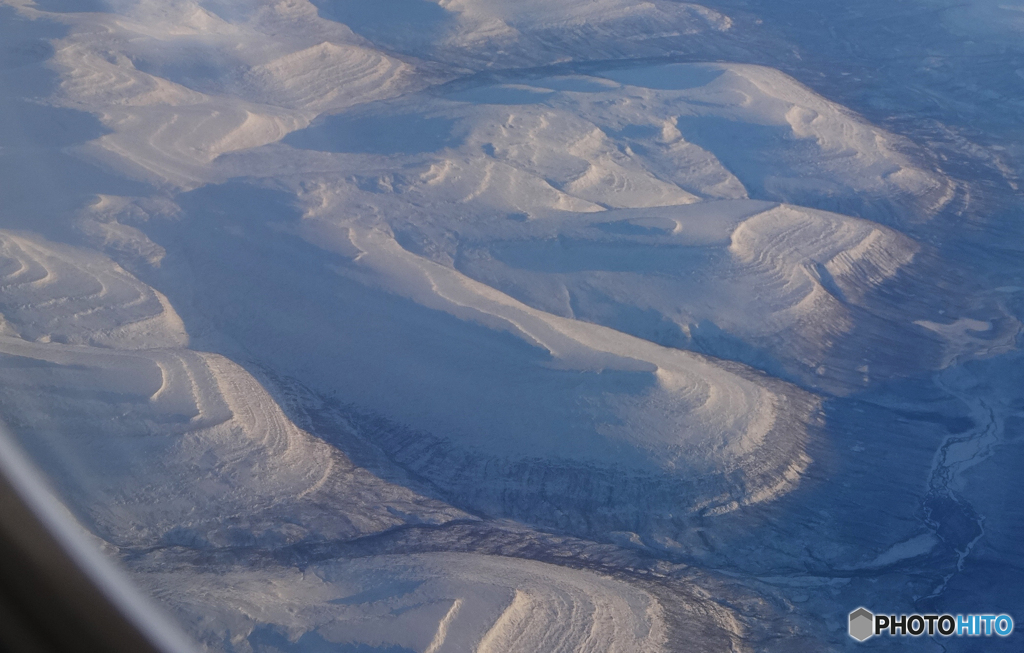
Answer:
1, 0, 1022, 650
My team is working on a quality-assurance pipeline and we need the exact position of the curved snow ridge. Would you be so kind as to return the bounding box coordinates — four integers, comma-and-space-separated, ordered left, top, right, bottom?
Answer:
140, 553, 676, 653
591, 63, 954, 222
336, 226, 816, 518
310, 61, 948, 222
53, 40, 206, 109
724, 204, 924, 385
33, 0, 421, 187
51, 30, 288, 186
353, 228, 787, 461
49, 0, 413, 115
87, 98, 307, 188
0, 339, 468, 548
422, 100, 725, 208
562, 157, 700, 208
277, 61, 951, 228
440, 199, 921, 392
0, 231, 188, 349
0, 231, 466, 548
0, 338, 463, 547
417, 156, 607, 214
77, 195, 175, 267
427, 0, 733, 66
728, 204, 920, 319
460, 108, 702, 208
368, 381, 814, 538
735, 64, 954, 220
52, 29, 309, 187
242, 41, 415, 112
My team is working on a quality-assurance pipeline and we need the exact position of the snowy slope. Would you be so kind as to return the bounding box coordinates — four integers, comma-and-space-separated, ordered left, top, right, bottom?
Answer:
136, 553, 673, 653
0, 0, 1004, 650
10, 0, 860, 523
311, 0, 735, 67
0, 230, 466, 548
268, 63, 950, 221
241, 64, 945, 394
927, 0, 1024, 37
1, 0, 957, 542
0, 230, 187, 348
30, 0, 423, 186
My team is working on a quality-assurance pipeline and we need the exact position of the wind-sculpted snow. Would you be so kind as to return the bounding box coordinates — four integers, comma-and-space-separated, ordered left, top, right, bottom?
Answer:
0, 230, 187, 348
29, 0, 952, 217
26, 0, 420, 187
240, 64, 943, 395
449, 200, 922, 392
10, 0, 948, 536
327, 224, 818, 518
242, 41, 413, 112
441, 0, 732, 62
2, 0, 1010, 649
76, 194, 177, 267
313, 0, 733, 68
51, 34, 298, 186
445, 63, 951, 221
257, 63, 950, 227
137, 553, 672, 653
0, 231, 466, 548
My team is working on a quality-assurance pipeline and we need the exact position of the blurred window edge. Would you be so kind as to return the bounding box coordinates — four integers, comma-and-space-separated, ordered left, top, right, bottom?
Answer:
0, 426, 195, 653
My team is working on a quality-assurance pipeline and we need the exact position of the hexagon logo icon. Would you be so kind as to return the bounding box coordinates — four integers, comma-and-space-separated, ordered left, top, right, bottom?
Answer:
849, 607, 874, 642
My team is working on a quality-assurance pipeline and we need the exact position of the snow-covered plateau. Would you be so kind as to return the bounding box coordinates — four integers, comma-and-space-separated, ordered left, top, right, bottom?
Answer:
0, 0, 1022, 650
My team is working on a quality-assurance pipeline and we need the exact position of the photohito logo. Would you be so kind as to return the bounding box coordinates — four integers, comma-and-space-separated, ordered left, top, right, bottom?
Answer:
849, 607, 1014, 641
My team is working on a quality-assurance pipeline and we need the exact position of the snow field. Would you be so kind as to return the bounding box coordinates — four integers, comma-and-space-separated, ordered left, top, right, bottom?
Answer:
0, 230, 466, 548
138, 553, 673, 653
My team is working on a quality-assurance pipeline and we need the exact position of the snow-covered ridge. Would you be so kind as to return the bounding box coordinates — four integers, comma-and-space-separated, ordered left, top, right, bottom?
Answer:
240, 62, 950, 228
237, 62, 940, 393
8, 0, 941, 532
0, 225, 719, 650
13, 0, 422, 187
0, 230, 465, 548
331, 223, 818, 508
447, 63, 951, 221
6, 0, 953, 543
242, 41, 413, 111
446, 200, 921, 391
0, 0, 990, 649
19, 0, 951, 217
138, 553, 672, 653
438, 0, 732, 48
312, 0, 735, 68
0, 230, 187, 348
